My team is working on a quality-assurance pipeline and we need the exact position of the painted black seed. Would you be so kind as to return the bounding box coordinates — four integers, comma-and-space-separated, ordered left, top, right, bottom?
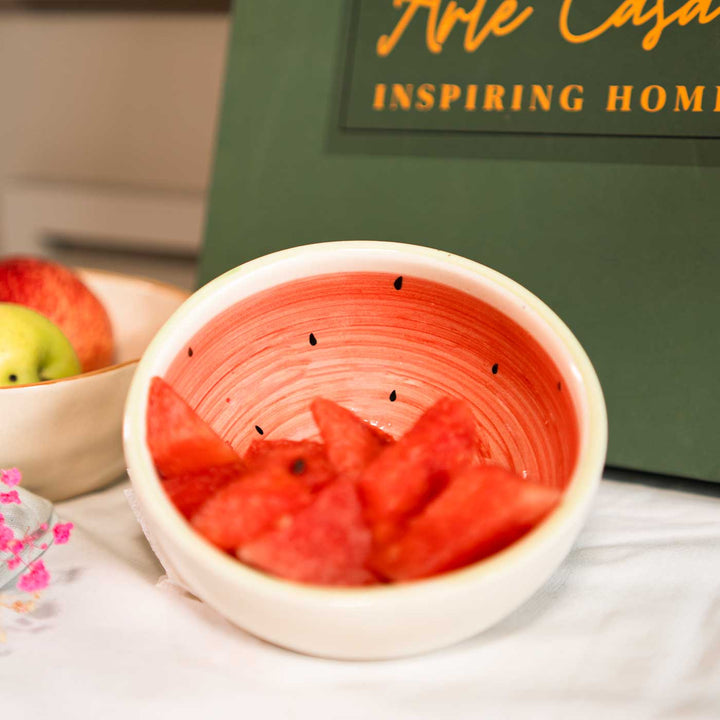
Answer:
291, 458, 306, 475
309, 333, 317, 346
389, 390, 397, 402
8, 374, 17, 382
492, 363, 499, 375
394, 276, 403, 290
557, 381, 562, 391
187, 347, 193, 357
255, 425, 264, 435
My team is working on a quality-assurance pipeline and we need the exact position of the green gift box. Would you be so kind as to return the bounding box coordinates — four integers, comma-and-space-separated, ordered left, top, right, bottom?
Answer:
199, 0, 720, 482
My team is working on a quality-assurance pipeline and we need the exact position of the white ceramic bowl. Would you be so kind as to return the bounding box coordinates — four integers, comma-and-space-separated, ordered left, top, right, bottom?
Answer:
0, 269, 188, 502
123, 241, 607, 660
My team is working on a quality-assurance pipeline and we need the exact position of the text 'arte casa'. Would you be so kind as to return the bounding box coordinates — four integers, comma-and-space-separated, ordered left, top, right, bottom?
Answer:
376, 0, 720, 55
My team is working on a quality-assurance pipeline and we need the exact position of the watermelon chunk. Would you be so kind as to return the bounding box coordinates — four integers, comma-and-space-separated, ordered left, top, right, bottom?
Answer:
243, 439, 336, 490
311, 398, 394, 480
191, 468, 312, 551
147, 376, 241, 477
162, 462, 245, 519
358, 397, 481, 524
370, 465, 561, 581
239, 481, 375, 586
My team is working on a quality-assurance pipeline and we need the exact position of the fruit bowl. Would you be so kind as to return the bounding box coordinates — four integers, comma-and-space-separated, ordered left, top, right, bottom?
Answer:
0, 269, 189, 501
123, 241, 607, 660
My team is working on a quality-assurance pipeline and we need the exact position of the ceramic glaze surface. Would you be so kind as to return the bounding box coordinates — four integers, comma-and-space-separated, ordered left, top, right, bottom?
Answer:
166, 272, 578, 490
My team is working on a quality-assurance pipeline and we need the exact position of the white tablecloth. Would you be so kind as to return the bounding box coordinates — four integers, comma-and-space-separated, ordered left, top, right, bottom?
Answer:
2, 469, 719, 719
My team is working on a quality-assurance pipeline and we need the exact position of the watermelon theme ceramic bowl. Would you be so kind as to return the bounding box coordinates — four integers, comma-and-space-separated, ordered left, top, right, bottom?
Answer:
123, 241, 607, 660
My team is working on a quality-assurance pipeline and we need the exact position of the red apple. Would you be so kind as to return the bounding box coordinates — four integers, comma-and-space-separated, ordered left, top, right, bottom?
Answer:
0, 256, 114, 372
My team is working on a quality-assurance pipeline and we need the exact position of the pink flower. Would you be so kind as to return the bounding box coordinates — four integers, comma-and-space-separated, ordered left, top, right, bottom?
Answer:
1, 469, 74, 621
8, 538, 24, 554
52, 522, 74, 545
0, 522, 14, 552
0, 468, 21, 487
17, 560, 50, 593
0, 490, 20, 505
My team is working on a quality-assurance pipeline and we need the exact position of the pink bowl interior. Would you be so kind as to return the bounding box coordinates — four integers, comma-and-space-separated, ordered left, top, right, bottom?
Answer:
163, 272, 579, 490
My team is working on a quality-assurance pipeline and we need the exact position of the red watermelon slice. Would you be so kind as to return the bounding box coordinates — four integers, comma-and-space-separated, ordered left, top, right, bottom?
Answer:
146, 376, 241, 478
239, 481, 375, 586
370, 465, 561, 581
358, 396, 481, 524
151, 384, 566, 586
191, 468, 312, 551
162, 462, 245, 519
311, 398, 394, 480
243, 438, 336, 490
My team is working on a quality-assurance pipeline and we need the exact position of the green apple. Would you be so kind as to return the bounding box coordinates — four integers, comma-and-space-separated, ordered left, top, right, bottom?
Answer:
0, 303, 81, 386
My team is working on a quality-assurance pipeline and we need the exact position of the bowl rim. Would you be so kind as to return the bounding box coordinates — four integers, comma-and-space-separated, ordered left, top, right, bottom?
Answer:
124, 240, 608, 603
0, 267, 190, 391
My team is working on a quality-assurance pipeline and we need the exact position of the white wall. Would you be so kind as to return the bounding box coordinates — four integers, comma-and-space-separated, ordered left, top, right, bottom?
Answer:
0, 11, 230, 283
